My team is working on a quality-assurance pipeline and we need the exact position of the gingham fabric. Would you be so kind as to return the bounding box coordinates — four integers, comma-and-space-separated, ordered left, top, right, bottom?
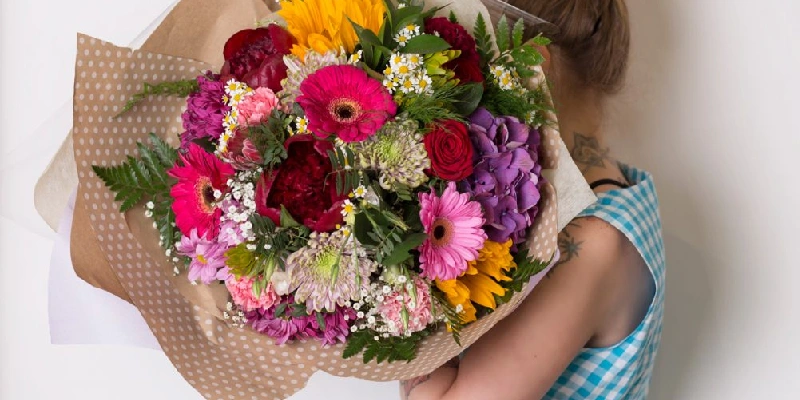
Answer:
544, 164, 666, 400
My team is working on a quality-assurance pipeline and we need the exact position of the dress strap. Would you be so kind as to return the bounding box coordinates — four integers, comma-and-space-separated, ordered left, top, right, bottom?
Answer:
589, 178, 630, 190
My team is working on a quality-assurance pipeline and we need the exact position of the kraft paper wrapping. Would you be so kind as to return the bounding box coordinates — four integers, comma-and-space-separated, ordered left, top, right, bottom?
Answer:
42, 1, 596, 398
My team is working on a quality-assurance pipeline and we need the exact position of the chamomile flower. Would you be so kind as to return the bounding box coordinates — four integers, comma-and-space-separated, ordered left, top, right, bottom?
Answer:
349, 50, 364, 64
395, 32, 411, 47
352, 185, 368, 199
341, 200, 356, 217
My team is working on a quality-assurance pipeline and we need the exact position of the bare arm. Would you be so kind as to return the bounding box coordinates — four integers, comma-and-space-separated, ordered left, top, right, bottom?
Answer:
400, 218, 629, 400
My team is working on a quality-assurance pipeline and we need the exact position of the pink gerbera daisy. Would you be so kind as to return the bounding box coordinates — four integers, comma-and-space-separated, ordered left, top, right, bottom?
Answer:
418, 182, 487, 281
169, 143, 235, 238
296, 65, 397, 143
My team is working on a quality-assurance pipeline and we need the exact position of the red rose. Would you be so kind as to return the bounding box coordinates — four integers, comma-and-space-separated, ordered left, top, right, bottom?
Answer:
424, 17, 484, 84
424, 120, 475, 181
254, 135, 346, 232
220, 25, 296, 92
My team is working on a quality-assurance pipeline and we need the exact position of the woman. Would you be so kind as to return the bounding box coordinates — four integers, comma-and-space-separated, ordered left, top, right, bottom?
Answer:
401, 0, 665, 399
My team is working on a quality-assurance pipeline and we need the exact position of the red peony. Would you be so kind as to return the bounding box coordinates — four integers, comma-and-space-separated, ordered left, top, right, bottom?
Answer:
424, 17, 484, 84
254, 135, 347, 232
423, 120, 475, 181
220, 25, 296, 93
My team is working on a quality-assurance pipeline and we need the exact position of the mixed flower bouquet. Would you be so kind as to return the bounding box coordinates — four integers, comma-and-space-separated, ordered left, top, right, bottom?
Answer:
93, 0, 554, 364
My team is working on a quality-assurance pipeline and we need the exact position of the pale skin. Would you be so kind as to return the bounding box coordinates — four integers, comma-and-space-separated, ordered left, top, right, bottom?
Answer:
400, 47, 656, 400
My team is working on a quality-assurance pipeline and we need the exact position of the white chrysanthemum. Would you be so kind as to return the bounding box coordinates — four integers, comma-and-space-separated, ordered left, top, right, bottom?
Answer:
352, 119, 430, 191
286, 230, 377, 312
279, 50, 348, 102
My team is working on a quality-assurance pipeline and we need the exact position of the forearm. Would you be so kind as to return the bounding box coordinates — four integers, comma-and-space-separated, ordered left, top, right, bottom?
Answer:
400, 358, 459, 400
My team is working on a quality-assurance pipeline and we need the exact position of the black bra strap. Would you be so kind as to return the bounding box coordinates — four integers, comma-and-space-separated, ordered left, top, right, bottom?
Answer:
589, 178, 631, 190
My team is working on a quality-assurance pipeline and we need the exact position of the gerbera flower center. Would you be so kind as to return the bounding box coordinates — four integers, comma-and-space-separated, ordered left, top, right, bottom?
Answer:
195, 177, 217, 214
431, 218, 454, 247
196, 254, 208, 265
329, 98, 362, 123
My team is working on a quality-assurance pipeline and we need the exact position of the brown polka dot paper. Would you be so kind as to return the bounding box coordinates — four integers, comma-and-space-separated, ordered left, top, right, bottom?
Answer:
72, 33, 561, 400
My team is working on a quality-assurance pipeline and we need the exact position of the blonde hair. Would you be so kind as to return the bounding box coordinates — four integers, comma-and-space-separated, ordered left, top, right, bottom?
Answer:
501, 0, 631, 94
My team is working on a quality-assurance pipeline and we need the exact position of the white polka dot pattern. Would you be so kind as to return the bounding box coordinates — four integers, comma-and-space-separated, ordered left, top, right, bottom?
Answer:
72, 34, 560, 400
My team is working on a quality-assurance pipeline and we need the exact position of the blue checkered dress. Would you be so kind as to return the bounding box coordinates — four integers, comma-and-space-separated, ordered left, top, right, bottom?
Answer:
544, 165, 666, 400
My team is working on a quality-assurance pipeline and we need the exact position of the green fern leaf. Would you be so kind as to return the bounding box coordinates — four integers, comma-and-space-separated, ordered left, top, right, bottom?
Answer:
496, 15, 510, 52
512, 18, 525, 48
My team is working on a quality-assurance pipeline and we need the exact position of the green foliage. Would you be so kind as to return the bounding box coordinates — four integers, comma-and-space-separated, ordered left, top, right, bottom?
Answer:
343, 329, 429, 363
481, 81, 552, 127
530, 34, 552, 46
448, 10, 459, 23
229, 214, 311, 286
400, 34, 451, 54
92, 133, 181, 251
473, 13, 496, 68
431, 288, 465, 345
247, 111, 292, 169
353, 206, 411, 264
327, 146, 360, 196
382, 233, 427, 267
495, 249, 552, 304
350, 19, 392, 69
117, 79, 199, 117
398, 79, 477, 124
512, 18, 525, 49
92, 133, 177, 213
496, 15, 511, 53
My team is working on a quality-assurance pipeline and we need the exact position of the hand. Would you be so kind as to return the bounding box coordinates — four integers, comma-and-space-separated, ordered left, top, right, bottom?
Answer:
400, 357, 460, 400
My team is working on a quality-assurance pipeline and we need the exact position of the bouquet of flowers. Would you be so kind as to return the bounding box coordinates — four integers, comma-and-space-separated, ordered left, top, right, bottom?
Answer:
69, 0, 567, 398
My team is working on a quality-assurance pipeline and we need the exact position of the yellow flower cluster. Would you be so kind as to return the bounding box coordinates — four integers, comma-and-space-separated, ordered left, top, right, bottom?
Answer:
279, 0, 387, 60
435, 240, 517, 324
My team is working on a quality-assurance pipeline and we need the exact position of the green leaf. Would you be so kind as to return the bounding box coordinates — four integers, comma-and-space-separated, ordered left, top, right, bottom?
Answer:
382, 233, 427, 266
342, 329, 428, 364
117, 79, 199, 117
496, 15, 510, 52
316, 312, 326, 330
510, 45, 546, 68
448, 10, 459, 23
531, 34, 552, 46
452, 82, 484, 116
280, 205, 301, 228
512, 18, 525, 48
400, 34, 451, 54
473, 12, 496, 66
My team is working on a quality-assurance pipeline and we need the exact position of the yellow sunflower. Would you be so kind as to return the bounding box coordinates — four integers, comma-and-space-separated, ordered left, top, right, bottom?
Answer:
279, 0, 387, 60
435, 240, 517, 324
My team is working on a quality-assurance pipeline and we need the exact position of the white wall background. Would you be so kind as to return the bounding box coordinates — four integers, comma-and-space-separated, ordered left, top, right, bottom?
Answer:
1, 0, 798, 399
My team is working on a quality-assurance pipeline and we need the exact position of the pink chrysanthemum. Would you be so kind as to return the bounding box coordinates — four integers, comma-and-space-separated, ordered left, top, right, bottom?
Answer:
296, 65, 397, 143
236, 87, 280, 128
169, 143, 235, 238
177, 229, 230, 284
418, 182, 487, 281
378, 276, 434, 335
226, 276, 279, 312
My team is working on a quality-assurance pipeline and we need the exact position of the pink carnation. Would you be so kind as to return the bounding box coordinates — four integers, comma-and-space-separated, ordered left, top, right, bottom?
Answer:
378, 276, 434, 335
237, 87, 280, 128
226, 276, 279, 312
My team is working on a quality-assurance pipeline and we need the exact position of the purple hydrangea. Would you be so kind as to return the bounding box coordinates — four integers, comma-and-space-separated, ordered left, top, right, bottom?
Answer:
461, 108, 543, 247
180, 73, 230, 148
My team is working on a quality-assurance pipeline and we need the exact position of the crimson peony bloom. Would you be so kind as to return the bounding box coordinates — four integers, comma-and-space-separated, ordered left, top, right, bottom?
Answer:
168, 143, 235, 238
220, 25, 296, 93
424, 17, 484, 84
254, 135, 347, 232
